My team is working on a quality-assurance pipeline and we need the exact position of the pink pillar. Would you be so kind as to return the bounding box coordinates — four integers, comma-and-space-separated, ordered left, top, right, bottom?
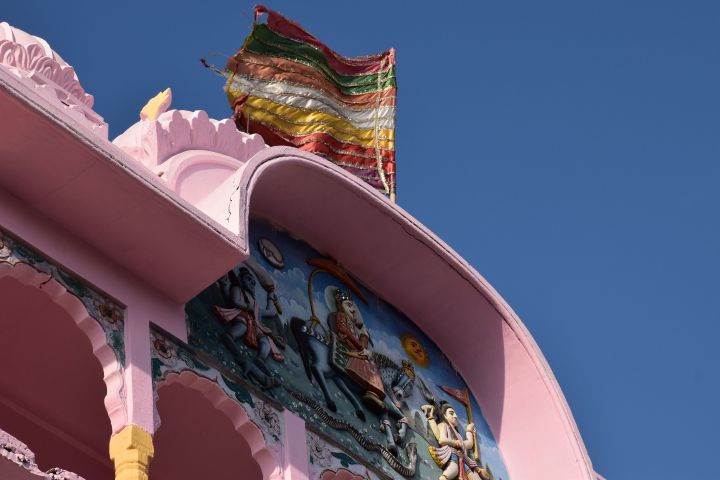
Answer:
282, 410, 309, 480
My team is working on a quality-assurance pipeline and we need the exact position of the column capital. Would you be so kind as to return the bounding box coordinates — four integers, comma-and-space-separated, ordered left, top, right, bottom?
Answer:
109, 425, 154, 480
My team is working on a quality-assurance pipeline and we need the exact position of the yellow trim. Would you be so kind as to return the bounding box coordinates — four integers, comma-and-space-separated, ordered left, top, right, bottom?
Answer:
109, 425, 154, 480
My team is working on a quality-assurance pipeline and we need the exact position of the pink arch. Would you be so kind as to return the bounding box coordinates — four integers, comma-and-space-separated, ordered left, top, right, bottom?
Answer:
229, 147, 595, 480
0, 260, 127, 433
157, 370, 283, 480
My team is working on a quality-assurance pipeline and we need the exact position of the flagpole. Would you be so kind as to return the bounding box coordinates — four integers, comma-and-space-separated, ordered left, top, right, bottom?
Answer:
464, 388, 480, 462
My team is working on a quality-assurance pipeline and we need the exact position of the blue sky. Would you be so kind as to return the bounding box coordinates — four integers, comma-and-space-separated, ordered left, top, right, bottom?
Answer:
5, 1, 720, 478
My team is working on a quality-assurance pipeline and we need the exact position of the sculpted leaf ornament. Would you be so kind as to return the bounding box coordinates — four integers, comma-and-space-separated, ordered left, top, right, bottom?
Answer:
0, 22, 107, 137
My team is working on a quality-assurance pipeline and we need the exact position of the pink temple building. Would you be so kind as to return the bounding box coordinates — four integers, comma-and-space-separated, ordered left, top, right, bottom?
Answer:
0, 22, 603, 480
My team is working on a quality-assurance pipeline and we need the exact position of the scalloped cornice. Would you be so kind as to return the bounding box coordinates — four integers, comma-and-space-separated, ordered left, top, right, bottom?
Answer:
0, 22, 107, 138
113, 109, 267, 172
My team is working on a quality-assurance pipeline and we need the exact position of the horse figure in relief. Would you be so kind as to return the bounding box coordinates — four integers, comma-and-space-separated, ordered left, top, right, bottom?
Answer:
290, 259, 421, 460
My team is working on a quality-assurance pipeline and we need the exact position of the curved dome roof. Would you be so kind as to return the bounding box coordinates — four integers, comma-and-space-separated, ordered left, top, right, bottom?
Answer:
233, 147, 596, 480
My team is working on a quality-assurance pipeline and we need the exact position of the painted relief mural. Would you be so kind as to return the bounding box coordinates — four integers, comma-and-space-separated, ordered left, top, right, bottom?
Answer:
186, 220, 510, 480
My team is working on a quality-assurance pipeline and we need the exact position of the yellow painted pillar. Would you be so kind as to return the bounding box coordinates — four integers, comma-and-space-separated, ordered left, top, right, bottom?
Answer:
109, 425, 154, 480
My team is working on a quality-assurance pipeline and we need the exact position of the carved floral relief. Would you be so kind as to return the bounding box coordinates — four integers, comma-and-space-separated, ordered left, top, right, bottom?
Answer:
0, 428, 87, 480
0, 23, 108, 138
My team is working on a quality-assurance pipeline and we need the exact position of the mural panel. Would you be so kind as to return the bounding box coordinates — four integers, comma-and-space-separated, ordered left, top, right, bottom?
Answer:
186, 220, 509, 480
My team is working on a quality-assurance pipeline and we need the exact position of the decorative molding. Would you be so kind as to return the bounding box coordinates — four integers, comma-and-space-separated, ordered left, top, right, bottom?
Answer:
0, 23, 108, 138
0, 427, 87, 480
45, 468, 86, 480
0, 427, 43, 476
139, 88, 172, 122
0, 40, 92, 107
109, 425, 154, 480
113, 109, 267, 172
0, 229, 127, 434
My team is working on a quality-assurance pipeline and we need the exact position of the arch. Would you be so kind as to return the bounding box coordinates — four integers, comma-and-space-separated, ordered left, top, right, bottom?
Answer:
0, 258, 127, 434
320, 469, 365, 480
154, 370, 282, 480
230, 146, 595, 480
0, 268, 119, 478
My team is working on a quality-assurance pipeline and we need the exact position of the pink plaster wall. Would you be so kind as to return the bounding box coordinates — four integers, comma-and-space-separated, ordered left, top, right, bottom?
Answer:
282, 411, 309, 480
0, 187, 185, 434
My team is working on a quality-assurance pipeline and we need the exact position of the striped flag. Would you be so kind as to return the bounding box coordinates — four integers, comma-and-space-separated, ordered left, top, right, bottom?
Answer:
224, 5, 397, 200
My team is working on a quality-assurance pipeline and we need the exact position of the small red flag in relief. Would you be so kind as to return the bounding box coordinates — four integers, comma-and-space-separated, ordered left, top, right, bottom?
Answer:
439, 385, 470, 407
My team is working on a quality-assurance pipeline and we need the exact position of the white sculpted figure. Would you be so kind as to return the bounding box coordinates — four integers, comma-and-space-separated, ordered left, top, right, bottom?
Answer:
423, 403, 490, 480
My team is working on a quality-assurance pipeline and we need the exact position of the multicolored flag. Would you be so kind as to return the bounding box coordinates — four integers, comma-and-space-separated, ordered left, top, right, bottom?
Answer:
224, 5, 397, 200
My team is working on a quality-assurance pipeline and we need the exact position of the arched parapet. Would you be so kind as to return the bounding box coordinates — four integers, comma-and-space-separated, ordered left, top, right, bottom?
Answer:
0, 229, 127, 434
150, 325, 283, 479
226, 147, 596, 480
0, 22, 108, 138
